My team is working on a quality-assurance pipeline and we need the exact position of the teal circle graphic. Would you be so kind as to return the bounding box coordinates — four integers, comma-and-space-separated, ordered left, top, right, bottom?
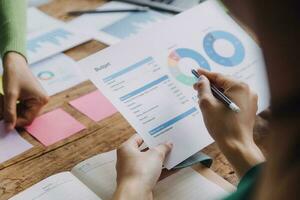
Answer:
168, 48, 210, 86
203, 31, 245, 67
37, 71, 55, 80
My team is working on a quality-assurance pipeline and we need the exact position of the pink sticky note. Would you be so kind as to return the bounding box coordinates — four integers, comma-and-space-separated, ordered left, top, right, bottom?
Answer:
69, 90, 117, 122
26, 109, 85, 146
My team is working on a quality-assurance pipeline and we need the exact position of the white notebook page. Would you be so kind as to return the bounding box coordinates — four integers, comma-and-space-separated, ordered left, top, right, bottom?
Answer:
9, 172, 101, 200
71, 151, 228, 200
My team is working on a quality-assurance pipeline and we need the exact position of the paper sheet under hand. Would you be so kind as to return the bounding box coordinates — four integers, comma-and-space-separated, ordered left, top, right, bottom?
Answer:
0, 121, 33, 163
25, 109, 85, 146
69, 90, 117, 122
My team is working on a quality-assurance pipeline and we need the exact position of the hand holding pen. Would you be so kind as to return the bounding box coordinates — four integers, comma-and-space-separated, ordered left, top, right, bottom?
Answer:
192, 69, 240, 113
192, 70, 264, 178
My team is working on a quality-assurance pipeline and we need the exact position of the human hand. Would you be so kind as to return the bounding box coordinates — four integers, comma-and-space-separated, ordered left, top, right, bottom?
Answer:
2, 52, 49, 131
193, 69, 265, 177
113, 134, 172, 200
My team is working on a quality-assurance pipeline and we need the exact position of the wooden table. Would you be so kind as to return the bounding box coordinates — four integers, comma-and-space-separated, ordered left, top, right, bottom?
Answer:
0, 1, 270, 199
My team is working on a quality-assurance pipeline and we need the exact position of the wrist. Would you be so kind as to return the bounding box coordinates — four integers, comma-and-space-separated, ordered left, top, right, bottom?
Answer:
113, 179, 153, 200
219, 138, 265, 177
3, 52, 27, 69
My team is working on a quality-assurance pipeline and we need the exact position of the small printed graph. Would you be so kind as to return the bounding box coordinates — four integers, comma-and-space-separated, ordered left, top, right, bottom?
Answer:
101, 11, 167, 39
168, 48, 210, 86
37, 71, 55, 81
203, 30, 245, 67
26, 27, 90, 64
27, 28, 73, 54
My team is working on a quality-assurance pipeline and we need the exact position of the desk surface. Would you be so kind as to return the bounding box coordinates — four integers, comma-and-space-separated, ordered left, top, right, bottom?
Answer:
0, 0, 269, 199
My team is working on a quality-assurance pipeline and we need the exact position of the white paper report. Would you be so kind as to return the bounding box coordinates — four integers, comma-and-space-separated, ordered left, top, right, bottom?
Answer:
79, 0, 270, 169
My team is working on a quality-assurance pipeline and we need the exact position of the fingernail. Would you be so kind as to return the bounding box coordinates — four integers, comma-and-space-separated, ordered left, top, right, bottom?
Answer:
197, 75, 204, 82
166, 141, 173, 148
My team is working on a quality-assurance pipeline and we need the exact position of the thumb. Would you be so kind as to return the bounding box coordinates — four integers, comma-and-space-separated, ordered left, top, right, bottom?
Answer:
193, 75, 213, 96
193, 75, 218, 110
153, 142, 173, 160
3, 92, 18, 132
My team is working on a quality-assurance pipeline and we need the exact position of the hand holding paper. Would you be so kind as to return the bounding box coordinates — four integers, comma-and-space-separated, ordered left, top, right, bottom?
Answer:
114, 134, 172, 199
79, 0, 269, 168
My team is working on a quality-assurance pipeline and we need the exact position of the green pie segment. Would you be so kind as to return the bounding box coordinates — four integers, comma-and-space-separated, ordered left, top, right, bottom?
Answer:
168, 48, 211, 86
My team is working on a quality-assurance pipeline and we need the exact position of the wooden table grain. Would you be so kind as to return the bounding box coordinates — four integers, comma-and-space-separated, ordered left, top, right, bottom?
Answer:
0, 1, 270, 199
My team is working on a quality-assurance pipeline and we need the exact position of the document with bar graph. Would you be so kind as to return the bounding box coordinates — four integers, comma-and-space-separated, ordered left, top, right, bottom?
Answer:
27, 26, 91, 64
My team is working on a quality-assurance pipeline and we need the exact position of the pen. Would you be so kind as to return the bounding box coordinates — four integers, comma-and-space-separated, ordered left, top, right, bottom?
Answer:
68, 7, 149, 16
191, 69, 240, 113
116, 0, 182, 14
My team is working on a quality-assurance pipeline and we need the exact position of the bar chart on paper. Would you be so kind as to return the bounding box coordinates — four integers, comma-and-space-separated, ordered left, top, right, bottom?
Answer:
101, 11, 168, 39
27, 26, 91, 64
67, 1, 170, 45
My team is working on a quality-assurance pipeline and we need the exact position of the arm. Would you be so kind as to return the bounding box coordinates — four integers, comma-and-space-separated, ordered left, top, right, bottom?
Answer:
193, 69, 265, 177
0, 0, 27, 58
0, 0, 48, 131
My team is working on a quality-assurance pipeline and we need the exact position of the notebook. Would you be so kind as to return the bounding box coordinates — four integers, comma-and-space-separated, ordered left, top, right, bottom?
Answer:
9, 150, 229, 200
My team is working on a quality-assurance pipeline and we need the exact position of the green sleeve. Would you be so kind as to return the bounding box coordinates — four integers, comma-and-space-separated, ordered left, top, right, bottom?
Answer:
223, 164, 264, 200
0, 0, 27, 59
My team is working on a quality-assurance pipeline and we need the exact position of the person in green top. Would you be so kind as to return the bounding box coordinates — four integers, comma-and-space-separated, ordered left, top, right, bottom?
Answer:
112, 1, 300, 200
0, 0, 48, 131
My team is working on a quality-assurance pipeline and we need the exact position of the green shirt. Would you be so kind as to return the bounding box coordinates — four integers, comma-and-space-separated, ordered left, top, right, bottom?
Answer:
0, 0, 27, 59
223, 164, 263, 200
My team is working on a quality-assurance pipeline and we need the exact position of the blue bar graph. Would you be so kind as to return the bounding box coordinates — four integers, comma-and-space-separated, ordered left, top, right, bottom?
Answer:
101, 11, 167, 39
27, 28, 73, 53
149, 107, 197, 136
120, 75, 169, 102
103, 57, 153, 83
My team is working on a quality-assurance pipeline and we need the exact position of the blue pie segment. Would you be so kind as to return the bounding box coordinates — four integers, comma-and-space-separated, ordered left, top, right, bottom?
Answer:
203, 31, 245, 67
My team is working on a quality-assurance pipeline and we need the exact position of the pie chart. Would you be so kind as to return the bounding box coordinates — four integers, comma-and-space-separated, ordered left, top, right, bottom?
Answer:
168, 48, 210, 86
37, 71, 55, 81
203, 31, 245, 67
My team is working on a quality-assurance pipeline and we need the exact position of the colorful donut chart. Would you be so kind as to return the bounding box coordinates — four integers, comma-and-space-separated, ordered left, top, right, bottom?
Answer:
37, 71, 55, 81
168, 48, 210, 86
203, 31, 245, 67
